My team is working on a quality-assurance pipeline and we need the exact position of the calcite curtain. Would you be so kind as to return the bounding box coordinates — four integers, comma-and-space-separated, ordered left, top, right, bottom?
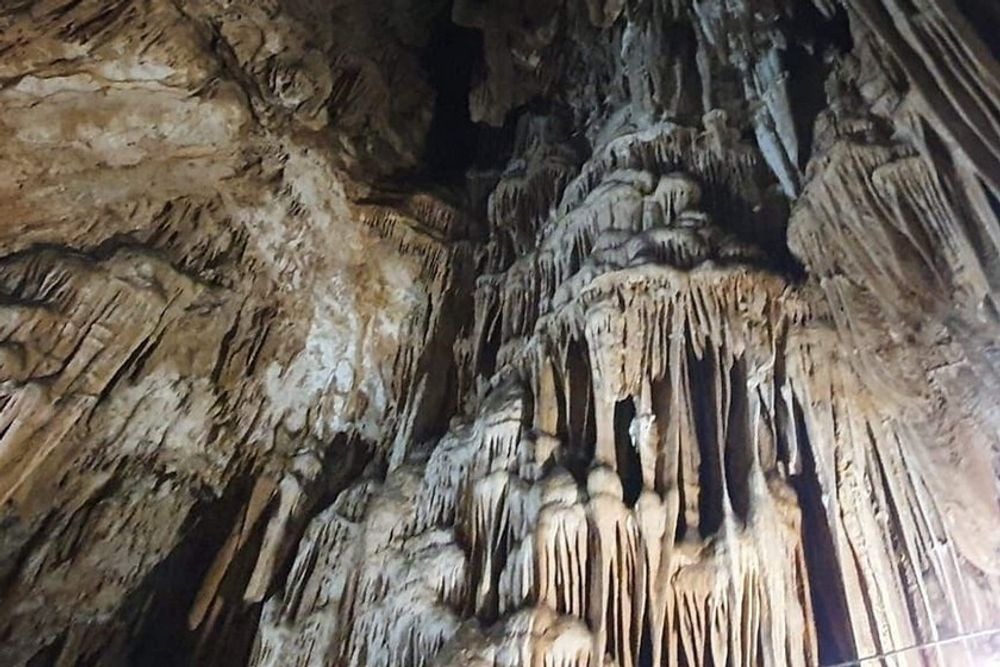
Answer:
0, 0, 998, 666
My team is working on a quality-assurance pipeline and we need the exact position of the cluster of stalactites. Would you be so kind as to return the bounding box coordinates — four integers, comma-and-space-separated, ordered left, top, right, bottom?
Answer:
782, 322, 1000, 664
250, 384, 538, 667
791, 137, 998, 324
252, 44, 1000, 663
357, 201, 470, 287
487, 115, 581, 264
469, 118, 774, 386
436, 269, 818, 665
440, 104, 821, 663
252, 267, 824, 665
255, 251, 827, 666
254, 243, 1000, 666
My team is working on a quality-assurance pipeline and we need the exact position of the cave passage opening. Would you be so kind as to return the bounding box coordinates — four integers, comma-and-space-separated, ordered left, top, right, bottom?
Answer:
420, 5, 481, 177
418, 2, 517, 183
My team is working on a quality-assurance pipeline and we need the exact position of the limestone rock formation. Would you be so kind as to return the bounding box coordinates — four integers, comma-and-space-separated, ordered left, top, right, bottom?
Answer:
1, 1, 999, 665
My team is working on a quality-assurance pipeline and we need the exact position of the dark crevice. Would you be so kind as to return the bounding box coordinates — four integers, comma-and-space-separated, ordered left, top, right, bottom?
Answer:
789, 396, 857, 666
637, 616, 654, 667
419, 8, 481, 178
723, 356, 752, 521
122, 435, 373, 667
954, 0, 1000, 59
687, 346, 724, 537
25, 634, 66, 667
784, 41, 828, 172
478, 308, 502, 380
783, 3, 853, 169
123, 470, 259, 667
613, 396, 642, 506
414, 3, 518, 185
562, 339, 596, 481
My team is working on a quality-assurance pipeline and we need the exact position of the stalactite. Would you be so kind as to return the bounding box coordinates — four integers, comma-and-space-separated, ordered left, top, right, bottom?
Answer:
5, 1, 999, 665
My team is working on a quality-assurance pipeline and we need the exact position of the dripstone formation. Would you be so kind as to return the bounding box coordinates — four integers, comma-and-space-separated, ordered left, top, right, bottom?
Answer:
1, 1, 999, 665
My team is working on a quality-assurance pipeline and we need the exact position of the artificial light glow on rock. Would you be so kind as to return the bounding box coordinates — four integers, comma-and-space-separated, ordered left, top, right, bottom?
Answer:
1, 1, 999, 666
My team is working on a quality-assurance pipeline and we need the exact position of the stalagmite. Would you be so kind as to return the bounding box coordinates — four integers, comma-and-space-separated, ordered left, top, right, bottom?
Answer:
585, 467, 645, 666
537, 471, 589, 621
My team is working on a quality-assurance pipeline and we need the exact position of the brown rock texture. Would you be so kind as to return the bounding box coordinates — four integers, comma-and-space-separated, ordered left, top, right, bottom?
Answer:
0, 1, 998, 665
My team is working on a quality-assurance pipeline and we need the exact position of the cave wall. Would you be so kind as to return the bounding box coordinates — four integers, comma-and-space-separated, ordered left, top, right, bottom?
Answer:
1, 0, 999, 665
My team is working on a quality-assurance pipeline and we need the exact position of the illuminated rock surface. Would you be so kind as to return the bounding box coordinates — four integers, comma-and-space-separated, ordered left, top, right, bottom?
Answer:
1, 1, 999, 665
